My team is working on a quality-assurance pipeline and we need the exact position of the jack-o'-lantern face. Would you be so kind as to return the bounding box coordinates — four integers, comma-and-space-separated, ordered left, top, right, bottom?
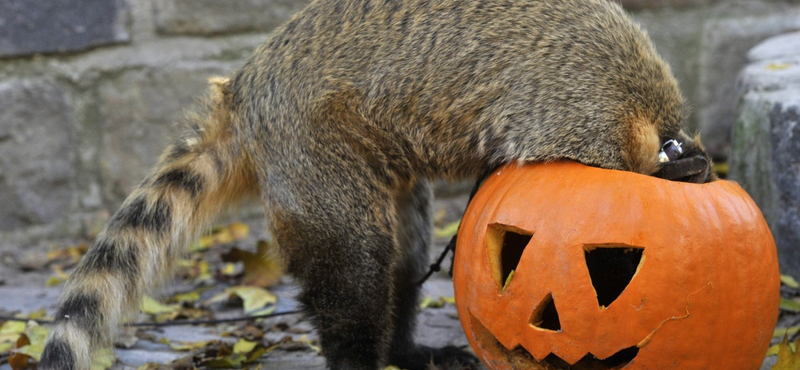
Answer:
453, 162, 779, 370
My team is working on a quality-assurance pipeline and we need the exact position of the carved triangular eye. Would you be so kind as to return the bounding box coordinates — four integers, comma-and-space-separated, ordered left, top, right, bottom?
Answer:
530, 293, 561, 331
584, 246, 644, 308
487, 224, 533, 292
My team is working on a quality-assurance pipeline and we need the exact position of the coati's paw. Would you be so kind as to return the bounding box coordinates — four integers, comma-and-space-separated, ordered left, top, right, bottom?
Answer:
389, 345, 479, 370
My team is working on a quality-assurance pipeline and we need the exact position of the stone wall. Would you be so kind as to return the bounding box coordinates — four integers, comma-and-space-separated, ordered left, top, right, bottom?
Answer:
729, 32, 800, 276
1, 0, 799, 253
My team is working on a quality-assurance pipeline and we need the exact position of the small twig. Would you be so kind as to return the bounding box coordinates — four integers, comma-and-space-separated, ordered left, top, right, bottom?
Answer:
0, 310, 303, 327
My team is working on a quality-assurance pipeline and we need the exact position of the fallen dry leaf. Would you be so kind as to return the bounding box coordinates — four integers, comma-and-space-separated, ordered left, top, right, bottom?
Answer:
141, 295, 181, 316
767, 63, 793, 71
222, 240, 285, 288
420, 296, 456, 309
207, 286, 277, 313
90, 348, 116, 370
8, 330, 31, 370
773, 335, 800, 370
782, 274, 800, 289
191, 222, 250, 252
434, 221, 460, 239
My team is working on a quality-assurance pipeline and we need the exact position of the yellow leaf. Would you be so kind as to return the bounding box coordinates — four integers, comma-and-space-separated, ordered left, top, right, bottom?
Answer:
783, 274, 800, 289
14, 323, 50, 363
0, 321, 26, 335
191, 222, 250, 252
24, 310, 47, 321
769, 343, 797, 357
419, 297, 438, 309
297, 335, 321, 353
9, 332, 30, 370
247, 363, 264, 370
713, 162, 729, 177
162, 338, 214, 351
90, 348, 116, 370
247, 305, 277, 318
782, 298, 800, 312
772, 335, 800, 370
228, 222, 250, 240
207, 286, 277, 313
434, 221, 460, 239
45, 276, 64, 287
204, 354, 246, 368
1, 332, 21, 353
140, 295, 180, 315
223, 240, 285, 288
420, 296, 455, 309
221, 262, 240, 276
195, 260, 213, 283
233, 339, 258, 354
170, 291, 201, 304
775, 326, 800, 338
767, 63, 793, 71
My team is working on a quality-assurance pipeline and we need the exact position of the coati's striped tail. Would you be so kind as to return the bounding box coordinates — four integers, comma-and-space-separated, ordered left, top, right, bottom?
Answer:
39, 78, 258, 370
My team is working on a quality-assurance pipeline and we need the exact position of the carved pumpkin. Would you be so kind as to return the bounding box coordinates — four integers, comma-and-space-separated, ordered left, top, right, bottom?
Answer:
453, 161, 779, 370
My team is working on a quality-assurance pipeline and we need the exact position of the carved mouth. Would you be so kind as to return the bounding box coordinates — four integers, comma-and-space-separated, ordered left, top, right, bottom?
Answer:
468, 310, 639, 370
538, 346, 639, 369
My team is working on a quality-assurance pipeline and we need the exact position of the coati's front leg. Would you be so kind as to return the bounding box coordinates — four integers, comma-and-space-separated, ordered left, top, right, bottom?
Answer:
387, 179, 433, 369
387, 180, 475, 369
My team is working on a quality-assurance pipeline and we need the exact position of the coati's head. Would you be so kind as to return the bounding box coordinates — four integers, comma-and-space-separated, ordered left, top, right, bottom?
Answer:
654, 131, 716, 183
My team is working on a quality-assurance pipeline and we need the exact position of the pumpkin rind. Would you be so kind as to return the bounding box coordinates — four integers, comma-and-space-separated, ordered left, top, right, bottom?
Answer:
453, 161, 780, 370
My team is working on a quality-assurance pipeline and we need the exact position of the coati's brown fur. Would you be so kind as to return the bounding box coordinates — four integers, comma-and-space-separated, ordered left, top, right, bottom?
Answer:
40, 1, 714, 369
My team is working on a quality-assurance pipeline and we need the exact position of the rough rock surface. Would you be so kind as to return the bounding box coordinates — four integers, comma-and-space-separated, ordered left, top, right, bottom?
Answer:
0, 0, 130, 57
0, 80, 76, 232
730, 31, 800, 276
154, 0, 311, 36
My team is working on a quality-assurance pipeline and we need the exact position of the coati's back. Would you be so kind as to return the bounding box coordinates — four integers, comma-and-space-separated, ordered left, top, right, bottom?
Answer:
39, 1, 704, 370
232, 0, 684, 181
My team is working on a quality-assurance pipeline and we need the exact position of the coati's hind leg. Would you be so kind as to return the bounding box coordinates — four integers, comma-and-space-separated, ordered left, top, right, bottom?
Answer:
265, 151, 400, 370
387, 180, 478, 370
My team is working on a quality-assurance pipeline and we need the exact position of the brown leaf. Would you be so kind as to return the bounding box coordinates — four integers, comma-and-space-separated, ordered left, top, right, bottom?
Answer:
222, 240, 284, 288
8, 333, 30, 370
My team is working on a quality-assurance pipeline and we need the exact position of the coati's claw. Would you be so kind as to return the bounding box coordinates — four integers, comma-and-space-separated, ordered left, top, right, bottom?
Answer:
655, 155, 709, 182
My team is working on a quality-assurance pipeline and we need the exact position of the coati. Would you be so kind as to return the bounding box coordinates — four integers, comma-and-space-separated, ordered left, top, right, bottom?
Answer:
39, 0, 715, 369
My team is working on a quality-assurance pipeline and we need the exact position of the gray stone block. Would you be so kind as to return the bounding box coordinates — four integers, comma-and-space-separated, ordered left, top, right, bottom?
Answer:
738, 56, 800, 93
730, 37, 800, 275
769, 96, 800, 276
697, 10, 800, 160
95, 62, 239, 206
0, 0, 130, 58
748, 31, 800, 62
0, 80, 76, 231
154, 0, 311, 36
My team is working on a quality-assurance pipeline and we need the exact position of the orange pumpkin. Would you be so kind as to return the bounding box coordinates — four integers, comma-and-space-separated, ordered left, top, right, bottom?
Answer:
453, 161, 779, 370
